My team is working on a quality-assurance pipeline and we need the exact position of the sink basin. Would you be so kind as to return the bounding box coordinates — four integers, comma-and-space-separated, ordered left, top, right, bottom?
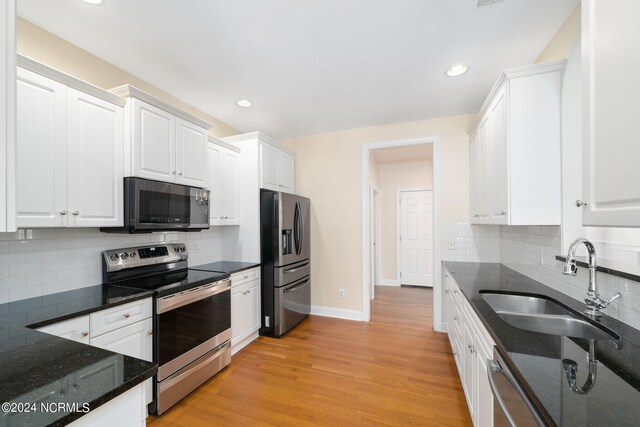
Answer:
481, 292, 621, 346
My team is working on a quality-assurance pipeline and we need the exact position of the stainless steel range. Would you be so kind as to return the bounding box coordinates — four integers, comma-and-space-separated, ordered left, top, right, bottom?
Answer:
103, 243, 231, 415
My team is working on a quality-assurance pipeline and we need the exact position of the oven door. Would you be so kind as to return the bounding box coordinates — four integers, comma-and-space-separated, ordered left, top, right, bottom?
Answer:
156, 279, 231, 380
125, 177, 209, 231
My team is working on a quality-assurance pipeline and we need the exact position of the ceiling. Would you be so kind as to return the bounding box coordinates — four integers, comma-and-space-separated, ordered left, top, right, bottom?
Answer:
17, 0, 578, 139
372, 145, 433, 164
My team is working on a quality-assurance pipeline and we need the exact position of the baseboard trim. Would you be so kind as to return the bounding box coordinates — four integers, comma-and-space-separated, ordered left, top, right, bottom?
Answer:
379, 279, 400, 286
310, 305, 364, 321
231, 330, 259, 356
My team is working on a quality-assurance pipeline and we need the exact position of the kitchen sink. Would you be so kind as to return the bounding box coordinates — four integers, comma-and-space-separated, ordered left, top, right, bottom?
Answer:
481, 292, 621, 346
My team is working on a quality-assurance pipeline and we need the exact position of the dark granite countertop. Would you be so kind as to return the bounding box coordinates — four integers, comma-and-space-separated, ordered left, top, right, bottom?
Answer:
0, 285, 157, 426
443, 262, 640, 427
189, 260, 260, 274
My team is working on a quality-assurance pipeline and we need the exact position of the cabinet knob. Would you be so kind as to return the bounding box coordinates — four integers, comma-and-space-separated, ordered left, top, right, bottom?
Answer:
72, 384, 79, 391
473, 214, 480, 218
60, 210, 67, 216
495, 211, 507, 216
123, 313, 130, 319
147, 330, 153, 335
454, 290, 458, 294
81, 331, 89, 337
172, 171, 177, 175
244, 275, 249, 279
72, 211, 79, 216
445, 290, 450, 294
445, 274, 449, 278
178, 172, 183, 176
576, 200, 588, 207
454, 316, 459, 321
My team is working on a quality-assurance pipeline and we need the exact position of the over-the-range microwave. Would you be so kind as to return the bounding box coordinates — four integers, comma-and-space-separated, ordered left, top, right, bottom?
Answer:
101, 177, 210, 233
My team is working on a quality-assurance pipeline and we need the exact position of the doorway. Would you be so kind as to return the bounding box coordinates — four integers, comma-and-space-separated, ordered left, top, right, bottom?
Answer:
370, 186, 380, 299
398, 189, 433, 287
361, 137, 442, 331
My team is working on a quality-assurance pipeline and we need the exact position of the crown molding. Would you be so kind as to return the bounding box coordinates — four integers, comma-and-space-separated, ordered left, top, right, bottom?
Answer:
208, 135, 241, 153
17, 54, 126, 107
110, 84, 213, 130
222, 131, 294, 155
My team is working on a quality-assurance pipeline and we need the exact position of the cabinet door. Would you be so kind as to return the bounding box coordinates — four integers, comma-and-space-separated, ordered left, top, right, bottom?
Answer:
0, 0, 16, 233
469, 133, 479, 222
67, 88, 124, 227
490, 88, 508, 224
581, 0, 640, 226
207, 143, 222, 224
478, 116, 491, 222
230, 285, 245, 347
475, 345, 494, 427
89, 317, 153, 361
16, 67, 68, 227
260, 142, 279, 190
176, 118, 208, 187
221, 149, 239, 224
461, 320, 476, 420
132, 98, 175, 182
277, 150, 294, 193
68, 356, 122, 404
37, 315, 90, 344
245, 279, 261, 334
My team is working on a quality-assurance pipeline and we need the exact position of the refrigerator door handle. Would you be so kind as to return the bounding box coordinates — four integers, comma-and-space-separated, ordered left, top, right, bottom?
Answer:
293, 202, 301, 255
299, 202, 305, 255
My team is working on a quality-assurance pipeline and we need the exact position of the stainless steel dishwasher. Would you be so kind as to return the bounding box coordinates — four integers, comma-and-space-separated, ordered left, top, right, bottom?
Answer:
487, 348, 547, 427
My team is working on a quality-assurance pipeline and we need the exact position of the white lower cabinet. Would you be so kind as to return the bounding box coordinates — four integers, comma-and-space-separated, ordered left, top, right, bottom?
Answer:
36, 298, 154, 408
230, 268, 261, 355
443, 266, 494, 427
69, 383, 145, 427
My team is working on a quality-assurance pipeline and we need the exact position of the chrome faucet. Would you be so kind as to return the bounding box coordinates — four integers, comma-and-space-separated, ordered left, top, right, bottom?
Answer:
563, 237, 621, 318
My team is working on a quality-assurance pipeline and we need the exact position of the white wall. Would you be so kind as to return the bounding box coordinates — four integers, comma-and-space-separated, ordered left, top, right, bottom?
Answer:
0, 228, 222, 303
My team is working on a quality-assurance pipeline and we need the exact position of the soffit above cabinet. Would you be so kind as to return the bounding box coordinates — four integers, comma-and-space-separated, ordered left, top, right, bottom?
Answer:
110, 84, 212, 130
17, 54, 126, 108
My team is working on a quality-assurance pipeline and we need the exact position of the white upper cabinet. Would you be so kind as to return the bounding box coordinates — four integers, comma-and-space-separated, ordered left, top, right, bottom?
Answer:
260, 140, 295, 193
580, 0, 640, 227
16, 67, 68, 228
67, 88, 124, 227
176, 118, 208, 187
132, 98, 175, 182
1, 0, 16, 233
469, 61, 565, 225
111, 85, 212, 188
260, 141, 279, 189
207, 136, 240, 226
16, 57, 126, 228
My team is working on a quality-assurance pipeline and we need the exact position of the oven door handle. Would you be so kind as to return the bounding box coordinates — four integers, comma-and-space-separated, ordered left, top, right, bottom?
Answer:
158, 279, 231, 313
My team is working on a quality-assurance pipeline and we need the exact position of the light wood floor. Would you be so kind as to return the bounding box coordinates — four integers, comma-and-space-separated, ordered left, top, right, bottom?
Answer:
148, 286, 471, 426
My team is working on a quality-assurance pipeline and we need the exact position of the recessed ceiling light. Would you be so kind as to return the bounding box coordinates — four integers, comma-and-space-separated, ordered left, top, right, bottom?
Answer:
446, 64, 469, 77
236, 99, 253, 108
81, 0, 103, 4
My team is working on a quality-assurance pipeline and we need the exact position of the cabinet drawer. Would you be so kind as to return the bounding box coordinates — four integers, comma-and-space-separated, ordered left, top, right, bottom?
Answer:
230, 267, 260, 287
37, 315, 90, 344
90, 298, 152, 337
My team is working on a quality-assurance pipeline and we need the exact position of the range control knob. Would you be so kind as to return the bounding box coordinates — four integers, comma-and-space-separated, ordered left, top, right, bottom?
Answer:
174, 247, 180, 253
181, 246, 186, 252
109, 253, 120, 262
130, 252, 137, 258
120, 253, 129, 260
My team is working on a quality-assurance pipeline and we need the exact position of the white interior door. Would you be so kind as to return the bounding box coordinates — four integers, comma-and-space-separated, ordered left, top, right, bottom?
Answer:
399, 190, 433, 287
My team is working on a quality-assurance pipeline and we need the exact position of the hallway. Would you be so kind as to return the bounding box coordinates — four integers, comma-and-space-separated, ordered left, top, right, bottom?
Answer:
149, 286, 471, 426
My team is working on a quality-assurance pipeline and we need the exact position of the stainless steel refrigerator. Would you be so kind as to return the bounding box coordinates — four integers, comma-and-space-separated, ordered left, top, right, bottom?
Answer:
260, 190, 311, 337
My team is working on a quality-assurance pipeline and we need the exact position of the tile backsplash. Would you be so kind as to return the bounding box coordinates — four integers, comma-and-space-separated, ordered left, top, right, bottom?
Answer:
0, 228, 222, 304
442, 222, 500, 263
500, 225, 640, 330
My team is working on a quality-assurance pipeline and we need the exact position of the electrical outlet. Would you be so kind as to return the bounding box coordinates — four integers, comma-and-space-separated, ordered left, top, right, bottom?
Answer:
448, 240, 455, 250
539, 250, 544, 265
338, 289, 345, 298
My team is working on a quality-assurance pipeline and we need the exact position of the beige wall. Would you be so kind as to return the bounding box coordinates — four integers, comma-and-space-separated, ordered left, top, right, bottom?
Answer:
378, 160, 433, 281
16, 18, 239, 138
280, 114, 473, 312
535, 4, 581, 64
